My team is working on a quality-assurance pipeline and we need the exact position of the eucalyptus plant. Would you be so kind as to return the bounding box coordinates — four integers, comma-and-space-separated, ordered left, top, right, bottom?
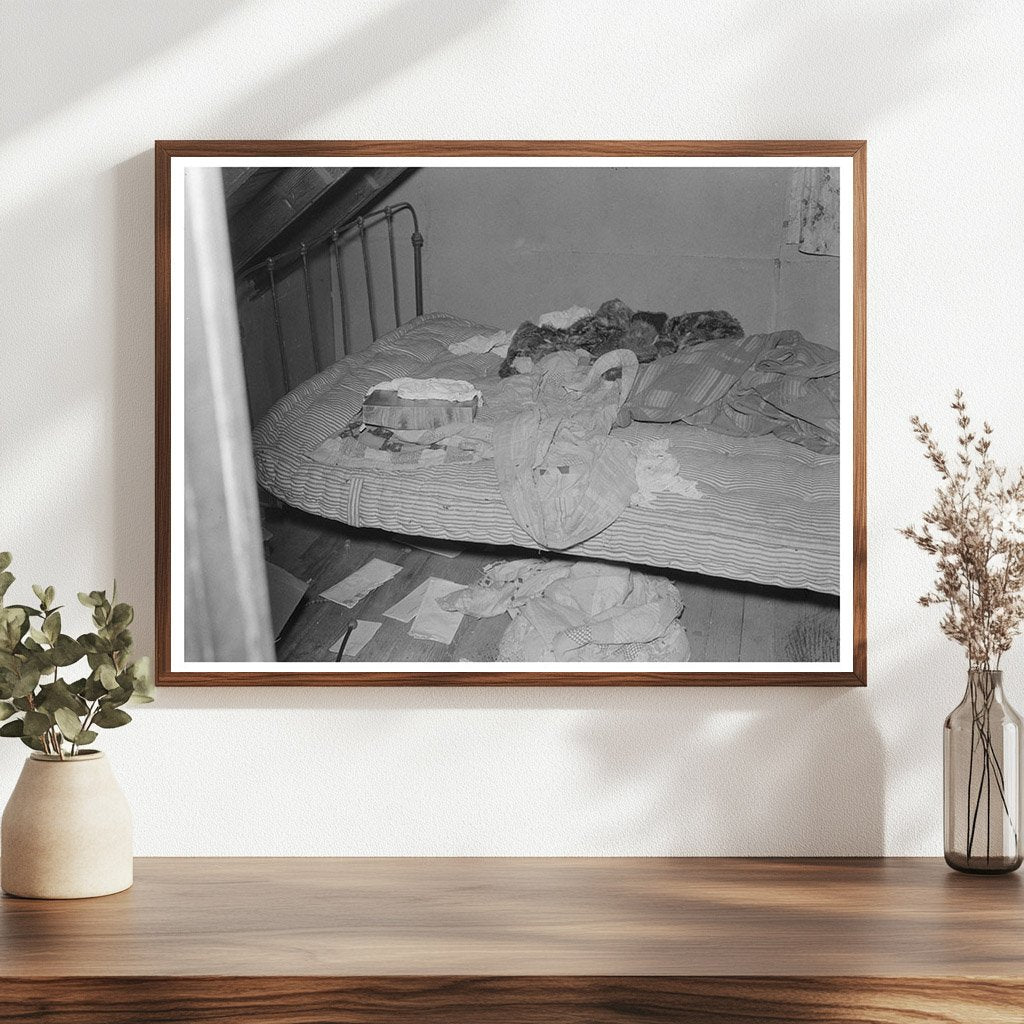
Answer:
0, 553, 153, 759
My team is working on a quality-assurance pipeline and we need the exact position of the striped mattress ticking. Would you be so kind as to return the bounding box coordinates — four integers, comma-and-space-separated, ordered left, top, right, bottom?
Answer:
252, 313, 840, 595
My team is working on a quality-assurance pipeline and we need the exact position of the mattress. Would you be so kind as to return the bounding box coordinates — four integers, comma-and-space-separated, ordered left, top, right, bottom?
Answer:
253, 313, 840, 595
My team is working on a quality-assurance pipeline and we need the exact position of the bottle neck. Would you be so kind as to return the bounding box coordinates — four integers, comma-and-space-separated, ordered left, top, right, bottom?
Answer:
968, 668, 1005, 702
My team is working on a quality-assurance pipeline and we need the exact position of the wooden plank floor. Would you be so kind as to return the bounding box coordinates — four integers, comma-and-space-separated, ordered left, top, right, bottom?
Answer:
264, 508, 839, 664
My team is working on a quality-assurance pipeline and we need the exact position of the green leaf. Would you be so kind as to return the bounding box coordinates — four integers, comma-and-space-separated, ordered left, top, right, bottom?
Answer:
78, 592, 99, 608
22, 710, 52, 738
19, 734, 45, 752
0, 700, 15, 721
82, 636, 113, 657
0, 718, 24, 737
32, 584, 46, 606
11, 665, 41, 699
0, 571, 14, 602
74, 730, 97, 747
83, 674, 108, 701
8, 604, 43, 619
104, 684, 132, 708
53, 707, 85, 742
98, 663, 118, 690
127, 656, 155, 704
0, 606, 27, 651
42, 611, 60, 644
28, 626, 49, 646
36, 678, 88, 717
0, 553, 11, 573
110, 603, 134, 629
50, 634, 85, 667
92, 705, 132, 729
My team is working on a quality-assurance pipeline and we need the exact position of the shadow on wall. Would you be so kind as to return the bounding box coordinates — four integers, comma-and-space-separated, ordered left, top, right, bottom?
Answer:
205, 0, 508, 138
0, 1, 244, 138
727, 0, 971, 133
572, 688, 885, 856
147, 682, 885, 856
112, 151, 158, 659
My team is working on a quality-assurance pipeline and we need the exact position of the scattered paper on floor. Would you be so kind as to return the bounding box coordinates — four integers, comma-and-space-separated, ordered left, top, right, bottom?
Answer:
384, 577, 464, 622
329, 619, 381, 657
320, 558, 403, 608
409, 579, 466, 644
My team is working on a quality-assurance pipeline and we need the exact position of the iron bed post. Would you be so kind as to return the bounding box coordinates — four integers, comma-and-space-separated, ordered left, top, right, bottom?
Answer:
246, 202, 423, 370
265, 257, 291, 393
358, 216, 378, 341
299, 242, 322, 375
330, 228, 348, 358
385, 207, 401, 329
410, 215, 424, 316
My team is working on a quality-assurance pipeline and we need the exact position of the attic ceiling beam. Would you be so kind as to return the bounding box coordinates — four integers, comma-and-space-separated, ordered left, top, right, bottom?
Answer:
234, 166, 412, 276
227, 166, 353, 271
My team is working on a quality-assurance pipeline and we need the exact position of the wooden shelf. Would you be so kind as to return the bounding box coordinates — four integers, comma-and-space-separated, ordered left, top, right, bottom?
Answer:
2, 857, 1022, 1022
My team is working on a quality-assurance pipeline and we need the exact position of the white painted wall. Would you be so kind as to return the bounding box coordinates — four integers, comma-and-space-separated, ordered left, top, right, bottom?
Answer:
376, 166, 839, 350
1, 0, 1022, 856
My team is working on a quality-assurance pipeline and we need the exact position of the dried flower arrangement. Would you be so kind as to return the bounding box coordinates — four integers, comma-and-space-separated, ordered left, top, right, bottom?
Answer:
903, 391, 1024, 869
902, 391, 1024, 670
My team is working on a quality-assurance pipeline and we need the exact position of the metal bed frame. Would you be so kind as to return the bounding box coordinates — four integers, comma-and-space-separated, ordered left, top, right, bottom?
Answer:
240, 203, 424, 393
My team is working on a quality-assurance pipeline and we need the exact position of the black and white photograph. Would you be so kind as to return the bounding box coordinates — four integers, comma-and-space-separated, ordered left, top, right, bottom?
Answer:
163, 147, 862, 682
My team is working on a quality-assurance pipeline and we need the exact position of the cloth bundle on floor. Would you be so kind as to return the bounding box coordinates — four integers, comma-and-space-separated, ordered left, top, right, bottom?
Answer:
440, 558, 689, 663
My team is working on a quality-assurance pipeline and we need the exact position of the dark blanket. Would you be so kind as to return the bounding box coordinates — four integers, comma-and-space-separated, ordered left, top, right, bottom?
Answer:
498, 298, 743, 377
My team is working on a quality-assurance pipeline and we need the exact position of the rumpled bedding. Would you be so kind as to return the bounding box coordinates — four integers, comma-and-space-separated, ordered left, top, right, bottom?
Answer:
255, 313, 840, 595
310, 324, 838, 550
440, 557, 690, 663
492, 349, 640, 550
628, 329, 840, 454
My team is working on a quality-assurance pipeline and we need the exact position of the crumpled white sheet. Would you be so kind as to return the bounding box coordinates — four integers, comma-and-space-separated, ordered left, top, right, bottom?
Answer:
448, 329, 514, 358
538, 306, 592, 330
630, 439, 703, 508
367, 378, 482, 403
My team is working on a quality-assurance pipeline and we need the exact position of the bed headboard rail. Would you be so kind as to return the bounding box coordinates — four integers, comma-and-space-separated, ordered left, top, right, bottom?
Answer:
241, 203, 423, 389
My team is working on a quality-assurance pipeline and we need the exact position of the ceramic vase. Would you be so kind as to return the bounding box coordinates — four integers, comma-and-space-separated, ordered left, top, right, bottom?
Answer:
1, 751, 133, 899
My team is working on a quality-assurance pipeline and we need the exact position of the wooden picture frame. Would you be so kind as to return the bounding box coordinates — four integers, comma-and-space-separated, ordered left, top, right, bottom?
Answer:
156, 140, 866, 686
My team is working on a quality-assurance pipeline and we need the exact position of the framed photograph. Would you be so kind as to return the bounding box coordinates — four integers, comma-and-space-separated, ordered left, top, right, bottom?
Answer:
156, 141, 865, 686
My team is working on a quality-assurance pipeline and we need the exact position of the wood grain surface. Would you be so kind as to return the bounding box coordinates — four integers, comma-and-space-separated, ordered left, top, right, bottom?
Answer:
1, 976, 1022, 1024
155, 139, 867, 687
2, 857, 1020, 1023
